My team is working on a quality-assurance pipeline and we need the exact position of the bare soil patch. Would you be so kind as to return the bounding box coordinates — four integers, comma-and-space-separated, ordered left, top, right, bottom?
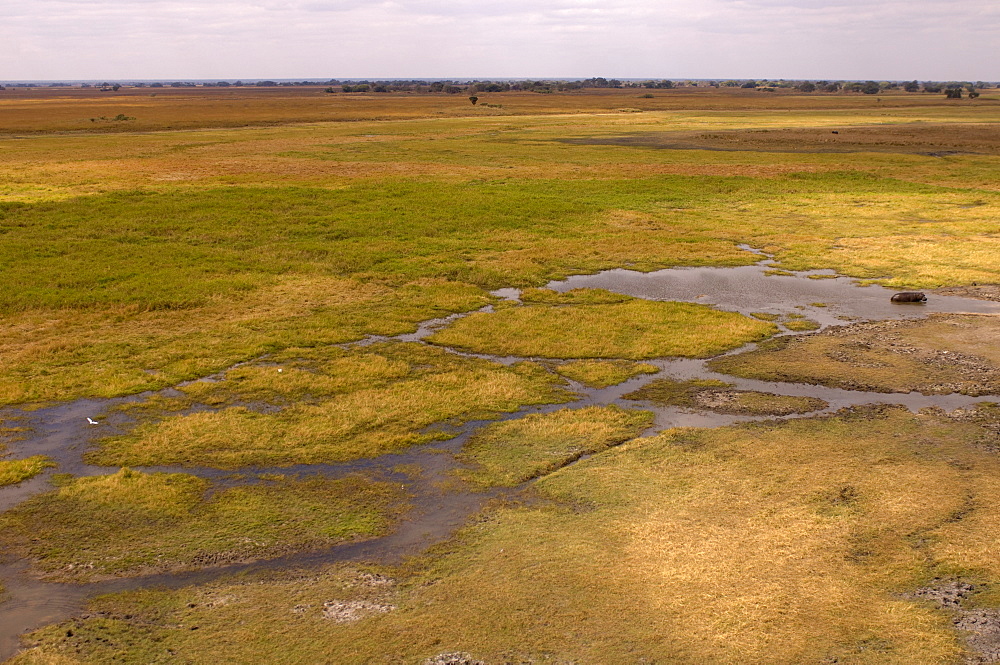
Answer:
564, 123, 1000, 155
711, 314, 1000, 395
936, 285, 1000, 303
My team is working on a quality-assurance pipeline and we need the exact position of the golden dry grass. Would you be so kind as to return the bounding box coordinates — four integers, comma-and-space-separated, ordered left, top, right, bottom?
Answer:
428, 291, 777, 359
551, 359, 659, 388
0, 456, 55, 487
17, 405, 1000, 663
455, 405, 653, 488
0, 468, 405, 581
88, 343, 571, 468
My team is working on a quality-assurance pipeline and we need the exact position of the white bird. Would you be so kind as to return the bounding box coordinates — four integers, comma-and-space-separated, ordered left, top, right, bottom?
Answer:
87, 417, 99, 425
278, 368, 283, 373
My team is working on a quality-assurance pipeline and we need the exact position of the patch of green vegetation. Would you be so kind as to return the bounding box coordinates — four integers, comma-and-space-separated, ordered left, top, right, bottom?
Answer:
624, 377, 827, 415
22, 406, 1000, 662
783, 318, 821, 332
552, 359, 659, 388
520, 287, 633, 305
456, 406, 653, 488
0, 455, 55, 487
750, 311, 781, 321
88, 343, 573, 468
764, 269, 795, 277
428, 290, 777, 359
0, 468, 405, 581
710, 314, 1000, 395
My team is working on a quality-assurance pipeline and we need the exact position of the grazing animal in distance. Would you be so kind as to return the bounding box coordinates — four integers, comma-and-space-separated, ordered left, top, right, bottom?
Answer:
890, 292, 927, 303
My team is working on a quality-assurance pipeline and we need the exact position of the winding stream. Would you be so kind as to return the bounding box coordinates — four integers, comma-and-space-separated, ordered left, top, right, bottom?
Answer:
2, 251, 1000, 660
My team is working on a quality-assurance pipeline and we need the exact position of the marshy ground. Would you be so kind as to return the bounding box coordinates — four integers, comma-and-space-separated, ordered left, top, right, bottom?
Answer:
1, 86, 999, 663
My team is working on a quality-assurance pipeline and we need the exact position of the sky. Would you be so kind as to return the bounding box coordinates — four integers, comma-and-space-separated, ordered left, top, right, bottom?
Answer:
2, 0, 997, 81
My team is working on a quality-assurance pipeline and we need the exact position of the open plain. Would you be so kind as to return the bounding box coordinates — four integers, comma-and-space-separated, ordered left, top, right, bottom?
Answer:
1, 85, 999, 663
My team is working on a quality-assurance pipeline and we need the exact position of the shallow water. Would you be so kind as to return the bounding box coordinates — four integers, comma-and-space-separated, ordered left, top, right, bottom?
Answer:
546, 263, 1000, 330
2, 256, 999, 659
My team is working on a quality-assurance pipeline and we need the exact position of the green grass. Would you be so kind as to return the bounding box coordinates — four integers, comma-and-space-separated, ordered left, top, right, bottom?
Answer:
0, 468, 405, 581
88, 342, 573, 468
17, 405, 1000, 663
0, 155, 996, 404
551, 359, 660, 388
428, 290, 777, 359
456, 406, 653, 488
0, 455, 55, 487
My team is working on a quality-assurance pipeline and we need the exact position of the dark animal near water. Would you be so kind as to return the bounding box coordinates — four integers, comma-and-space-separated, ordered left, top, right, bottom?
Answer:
891, 292, 927, 303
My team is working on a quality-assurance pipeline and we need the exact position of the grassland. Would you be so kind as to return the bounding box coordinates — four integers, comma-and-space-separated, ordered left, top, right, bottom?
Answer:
0, 468, 405, 581
1, 90, 998, 402
0, 456, 55, 487
427, 289, 777, 358
3, 86, 1000, 663
455, 405, 653, 488
14, 405, 1000, 663
551, 359, 660, 388
88, 343, 572, 468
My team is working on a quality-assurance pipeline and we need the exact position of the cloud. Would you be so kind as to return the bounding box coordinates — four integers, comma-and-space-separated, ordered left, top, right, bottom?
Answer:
0, 0, 996, 80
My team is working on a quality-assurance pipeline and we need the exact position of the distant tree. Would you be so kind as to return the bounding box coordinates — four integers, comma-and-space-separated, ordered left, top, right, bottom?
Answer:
216, 81, 230, 87
903, 80, 920, 92
150, 82, 164, 88
112, 84, 120, 91
861, 81, 881, 94
923, 82, 942, 93
798, 82, 816, 92
740, 81, 757, 89
324, 87, 335, 93
429, 81, 445, 92
469, 96, 479, 105
945, 87, 963, 98
969, 91, 980, 99
823, 82, 841, 92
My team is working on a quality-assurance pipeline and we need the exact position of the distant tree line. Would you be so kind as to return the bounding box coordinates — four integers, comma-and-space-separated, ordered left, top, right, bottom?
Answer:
3, 79, 994, 97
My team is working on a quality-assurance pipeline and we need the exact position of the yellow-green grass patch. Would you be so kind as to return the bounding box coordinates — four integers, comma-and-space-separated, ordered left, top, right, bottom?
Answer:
19, 406, 1000, 662
0, 276, 490, 406
624, 377, 827, 415
0, 468, 405, 582
552, 359, 659, 388
88, 343, 573, 468
456, 406, 653, 488
428, 290, 777, 359
0, 455, 55, 487
710, 314, 1000, 395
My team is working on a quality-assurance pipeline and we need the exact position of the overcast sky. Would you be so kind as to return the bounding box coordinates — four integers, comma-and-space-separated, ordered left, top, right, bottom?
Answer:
3, 0, 997, 81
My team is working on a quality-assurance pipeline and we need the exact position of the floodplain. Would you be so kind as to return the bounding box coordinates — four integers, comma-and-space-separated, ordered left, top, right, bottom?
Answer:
1, 85, 999, 663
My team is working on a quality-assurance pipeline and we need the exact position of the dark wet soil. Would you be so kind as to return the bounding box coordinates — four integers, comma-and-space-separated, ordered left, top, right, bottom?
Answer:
559, 123, 1000, 155
937, 284, 1000, 303
906, 580, 1000, 663
2, 248, 1000, 660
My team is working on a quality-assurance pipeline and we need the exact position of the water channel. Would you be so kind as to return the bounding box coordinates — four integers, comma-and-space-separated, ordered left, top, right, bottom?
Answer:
2, 250, 999, 660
